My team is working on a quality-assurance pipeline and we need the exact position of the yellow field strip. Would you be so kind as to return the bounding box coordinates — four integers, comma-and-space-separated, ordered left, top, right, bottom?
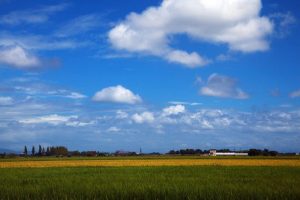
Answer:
1, 159, 300, 168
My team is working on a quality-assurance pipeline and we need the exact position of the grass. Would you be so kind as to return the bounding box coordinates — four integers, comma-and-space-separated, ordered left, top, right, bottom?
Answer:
0, 166, 300, 199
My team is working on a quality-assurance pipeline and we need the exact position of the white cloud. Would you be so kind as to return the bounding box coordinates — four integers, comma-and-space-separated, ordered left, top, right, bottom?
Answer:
18, 114, 95, 127
0, 3, 68, 25
270, 12, 296, 38
19, 114, 78, 126
93, 85, 142, 104
200, 73, 249, 99
0, 33, 88, 51
13, 84, 85, 100
216, 54, 232, 62
55, 14, 102, 37
0, 96, 14, 105
109, 0, 273, 67
163, 105, 185, 116
107, 126, 120, 132
132, 112, 154, 124
0, 46, 41, 68
290, 89, 300, 98
65, 92, 87, 99
168, 101, 202, 106
116, 110, 128, 119
166, 50, 209, 68
65, 120, 96, 127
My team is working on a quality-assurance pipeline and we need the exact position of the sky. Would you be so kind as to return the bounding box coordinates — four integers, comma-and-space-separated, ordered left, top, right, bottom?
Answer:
0, 0, 299, 153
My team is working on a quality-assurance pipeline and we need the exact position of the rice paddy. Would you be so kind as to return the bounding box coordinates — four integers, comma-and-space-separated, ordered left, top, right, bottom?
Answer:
1, 166, 300, 200
1, 157, 300, 199
1, 157, 300, 168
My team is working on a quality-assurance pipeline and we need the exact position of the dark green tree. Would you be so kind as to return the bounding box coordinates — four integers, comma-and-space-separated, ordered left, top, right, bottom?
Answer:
38, 145, 42, 156
49, 146, 68, 156
24, 146, 28, 156
31, 146, 35, 156
46, 147, 50, 156
42, 147, 45, 156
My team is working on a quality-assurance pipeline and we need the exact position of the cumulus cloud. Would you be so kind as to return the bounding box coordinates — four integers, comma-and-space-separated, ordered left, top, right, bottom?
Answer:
163, 105, 186, 116
0, 45, 41, 68
0, 96, 14, 106
165, 50, 209, 67
108, 0, 273, 67
200, 74, 249, 99
93, 85, 142, 104
290, 89, 300, 98
132, 112, 154, 124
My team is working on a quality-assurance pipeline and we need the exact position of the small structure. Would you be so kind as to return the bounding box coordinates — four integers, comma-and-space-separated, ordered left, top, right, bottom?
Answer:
209, 149, 248, 156
209, 149, 217, 156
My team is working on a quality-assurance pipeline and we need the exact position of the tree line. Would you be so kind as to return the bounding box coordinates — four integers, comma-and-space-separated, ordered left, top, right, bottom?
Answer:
1, 146, 298, 158
168, 148, 279, 156
23, 145, 68, 156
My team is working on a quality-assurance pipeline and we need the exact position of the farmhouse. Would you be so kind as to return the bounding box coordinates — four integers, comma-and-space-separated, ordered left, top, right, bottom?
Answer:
209, 149, 248, 156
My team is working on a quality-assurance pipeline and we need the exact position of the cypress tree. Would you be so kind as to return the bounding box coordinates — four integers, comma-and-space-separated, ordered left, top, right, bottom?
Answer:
24, 146, 28, 156
38, 145, 42, 156
32, 146, 35, 156
46, 147, 50, 156
42, 147, 45, 156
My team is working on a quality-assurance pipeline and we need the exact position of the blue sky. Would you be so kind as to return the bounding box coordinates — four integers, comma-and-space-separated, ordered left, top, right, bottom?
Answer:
0, 0, 300, 153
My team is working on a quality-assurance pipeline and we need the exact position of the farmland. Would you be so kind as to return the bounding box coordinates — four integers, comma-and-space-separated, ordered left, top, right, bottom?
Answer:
0, 157, 300, 199
1, 156, 300, 168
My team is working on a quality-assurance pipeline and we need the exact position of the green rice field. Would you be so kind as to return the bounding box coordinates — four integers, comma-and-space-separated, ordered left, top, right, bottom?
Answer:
0, 165, 300, 199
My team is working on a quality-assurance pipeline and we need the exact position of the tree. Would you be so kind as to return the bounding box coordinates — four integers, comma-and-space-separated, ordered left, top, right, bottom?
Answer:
46, 147, 50, 156
42, 147, 45, 156
31, 146, 35, 156
168, 150, 176, 154
38, 145, 42, 156
49, 146, 68, 156
24, 146, 28, 156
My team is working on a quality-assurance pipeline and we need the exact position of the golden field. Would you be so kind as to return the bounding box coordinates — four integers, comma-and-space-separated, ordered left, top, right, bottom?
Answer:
1, 158, 300, 168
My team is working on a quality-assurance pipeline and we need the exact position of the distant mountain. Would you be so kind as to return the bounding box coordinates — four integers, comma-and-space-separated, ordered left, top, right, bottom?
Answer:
0, 148, 18, 154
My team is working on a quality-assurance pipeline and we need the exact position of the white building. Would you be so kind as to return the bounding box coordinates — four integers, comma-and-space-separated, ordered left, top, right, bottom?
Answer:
209, 149, 248, 156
